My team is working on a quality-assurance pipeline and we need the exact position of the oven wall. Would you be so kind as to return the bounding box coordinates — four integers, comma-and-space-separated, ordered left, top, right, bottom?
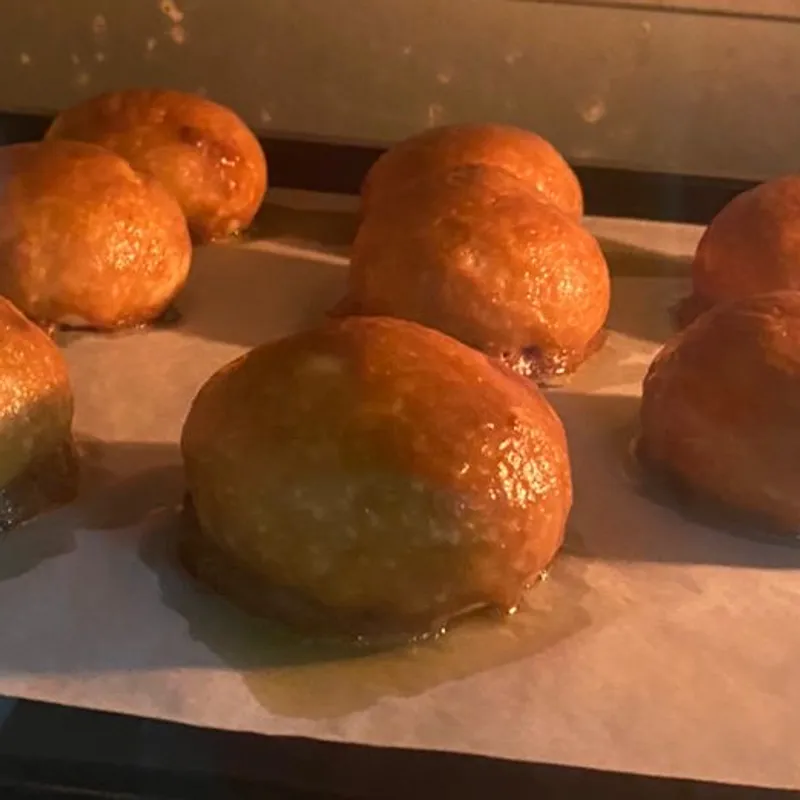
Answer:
1, 0, 798, 180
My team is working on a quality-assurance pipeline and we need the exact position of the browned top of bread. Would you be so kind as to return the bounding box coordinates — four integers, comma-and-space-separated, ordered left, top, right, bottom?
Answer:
347, 165, 609, 358
46, 89, 267, 241
181, 316, 571, 637
362, 123, 583, 219
692, 176, 800, 306
0, 140, 191, 328
641, 290, 800, 532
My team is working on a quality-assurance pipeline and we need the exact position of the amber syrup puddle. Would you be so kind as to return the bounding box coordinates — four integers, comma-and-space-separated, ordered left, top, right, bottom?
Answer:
501, 329, 608, 388
140, 508, 604, 720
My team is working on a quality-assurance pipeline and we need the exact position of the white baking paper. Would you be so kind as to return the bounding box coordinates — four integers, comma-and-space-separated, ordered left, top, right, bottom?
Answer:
0, 195, 798, 790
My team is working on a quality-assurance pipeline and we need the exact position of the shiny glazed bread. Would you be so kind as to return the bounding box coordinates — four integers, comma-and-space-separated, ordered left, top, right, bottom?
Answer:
0, 140, 191, 329
181, 316, 573, 639
0, 296, 78, 530
344, 165, 609, 378
47, 88, 267, 242
641, 290, 800, 533
362, 123, 583, 219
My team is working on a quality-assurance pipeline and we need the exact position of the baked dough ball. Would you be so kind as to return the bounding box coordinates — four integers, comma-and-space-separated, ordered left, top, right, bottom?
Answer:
641, 290, 800, 533
0, 297, 77, 531
682, 176, 800, 324
362, 123, 583, 219
181, 316, 572, 639
343, 165, 609, 379
46, 89, 267, 242
0, 140, 191, 329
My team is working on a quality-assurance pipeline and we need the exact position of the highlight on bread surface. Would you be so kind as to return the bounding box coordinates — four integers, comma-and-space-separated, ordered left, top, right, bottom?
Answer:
0, 297, 78, 531
180, 315, 572, 640
680, 176, 800, 326
343, 164, 610, 380
0, 140, 192, 330
46, 88, 267, 242
640, 290, 800, 534
361, 123, 583, 220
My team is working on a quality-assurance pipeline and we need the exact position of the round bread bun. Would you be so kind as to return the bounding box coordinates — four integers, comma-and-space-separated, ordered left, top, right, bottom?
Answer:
46, 89, 267, 242
181, 316, 572, 639
641, 290, 800, 533
343, 165, 609, 379
683, 176, 800, 324
0, 140, 191, 329
0, 296, 77, 530
362, 123, 583, 219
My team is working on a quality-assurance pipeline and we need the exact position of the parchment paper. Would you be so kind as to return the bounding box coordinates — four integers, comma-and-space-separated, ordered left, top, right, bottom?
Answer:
0, 195, 798, 790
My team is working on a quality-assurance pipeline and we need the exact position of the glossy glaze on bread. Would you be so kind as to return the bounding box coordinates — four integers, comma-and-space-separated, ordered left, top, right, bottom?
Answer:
0, 297, 77, 529
681, 176, 800, 325
641, 290, 800, 533
181, 316, 572, 639
362, 123, 582, 219
47, 89, 267, 242
0, 140, 191, 329
343, 165, 609, 377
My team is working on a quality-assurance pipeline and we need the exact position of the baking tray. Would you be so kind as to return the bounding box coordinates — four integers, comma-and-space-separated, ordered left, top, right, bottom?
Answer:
0, 190, 797, 795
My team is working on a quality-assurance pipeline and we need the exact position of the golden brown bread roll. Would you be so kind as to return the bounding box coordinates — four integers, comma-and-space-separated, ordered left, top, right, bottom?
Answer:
682, 176, 800, 324
46, 89, 267, 242
342, 165, 610, 379
641, 290, 800, 533
0, 140, 191, 330
362, 123, 583, 219
0, 297, 77, 530
181, 316, 572, 639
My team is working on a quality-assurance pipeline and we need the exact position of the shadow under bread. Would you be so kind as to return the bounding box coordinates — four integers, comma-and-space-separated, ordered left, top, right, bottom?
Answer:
247, 200, 359, 253
172, 241, 348, 349
76, 438, 184, 532
139, 504, 611, 720
0, 504, 78, 583
0, 437, 182, 583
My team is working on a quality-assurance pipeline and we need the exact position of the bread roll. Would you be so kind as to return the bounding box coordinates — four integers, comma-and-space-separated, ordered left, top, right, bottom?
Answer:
683, 176, 800, 324
641, 290, 800, 533
0, 297, 77, 530
46, 89, 267, 242
0, 140, 191, 329
181, 316, 572, 639
362, 123, 582, 219
343, 165, 609, 379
